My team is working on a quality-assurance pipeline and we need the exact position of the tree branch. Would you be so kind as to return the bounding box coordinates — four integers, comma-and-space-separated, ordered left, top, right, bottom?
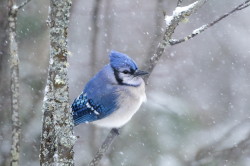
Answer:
8, 0, 21, 165
170, 0, 250, 45
8, 0, 33, 164
17, 0, 31, 9
40, 0, 76, 165
88, 128, 119, 166
144, 0, 207, 81
238, 0, 250, 10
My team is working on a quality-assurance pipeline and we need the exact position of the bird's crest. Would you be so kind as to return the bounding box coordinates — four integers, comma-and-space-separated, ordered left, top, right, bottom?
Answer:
109, 51, 138, 71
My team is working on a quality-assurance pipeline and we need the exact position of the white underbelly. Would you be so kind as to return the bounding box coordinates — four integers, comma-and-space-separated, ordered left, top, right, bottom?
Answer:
92, 84, 146, 128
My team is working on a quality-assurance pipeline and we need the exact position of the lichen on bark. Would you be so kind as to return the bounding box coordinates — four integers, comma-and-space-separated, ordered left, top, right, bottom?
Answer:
8, 1, 21, 165
40, 0, 76, 165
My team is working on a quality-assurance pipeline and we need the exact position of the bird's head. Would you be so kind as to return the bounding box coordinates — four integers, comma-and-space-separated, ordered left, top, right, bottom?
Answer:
109, 50, 148, 86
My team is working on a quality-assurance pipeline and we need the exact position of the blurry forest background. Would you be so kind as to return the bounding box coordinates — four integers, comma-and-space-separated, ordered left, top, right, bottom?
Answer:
1, 0, 250, 166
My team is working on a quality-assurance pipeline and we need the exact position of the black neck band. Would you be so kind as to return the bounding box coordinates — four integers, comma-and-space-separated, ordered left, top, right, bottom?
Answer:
112, 68, 123, 85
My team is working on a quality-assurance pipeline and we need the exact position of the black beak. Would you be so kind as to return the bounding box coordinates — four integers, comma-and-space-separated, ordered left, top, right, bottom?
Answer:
133, 70, 149, 77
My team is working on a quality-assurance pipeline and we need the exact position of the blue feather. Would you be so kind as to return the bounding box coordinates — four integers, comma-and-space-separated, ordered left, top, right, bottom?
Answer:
109, 50, 138, 71
72, 51, 146, 127
72, 65, 120, 126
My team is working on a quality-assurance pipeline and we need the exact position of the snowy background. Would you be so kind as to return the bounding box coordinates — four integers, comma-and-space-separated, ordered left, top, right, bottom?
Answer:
1, 0, 250, 165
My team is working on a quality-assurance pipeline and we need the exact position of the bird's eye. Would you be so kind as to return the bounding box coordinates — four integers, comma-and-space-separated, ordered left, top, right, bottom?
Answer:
122, 70, 129, 74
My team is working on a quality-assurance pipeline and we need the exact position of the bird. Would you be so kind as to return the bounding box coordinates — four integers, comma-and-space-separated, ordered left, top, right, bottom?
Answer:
71, 50, 148, 128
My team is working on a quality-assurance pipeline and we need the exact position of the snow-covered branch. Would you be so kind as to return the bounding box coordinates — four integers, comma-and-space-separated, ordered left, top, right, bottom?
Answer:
170, 0, 250, 45
144, 0, 207, 81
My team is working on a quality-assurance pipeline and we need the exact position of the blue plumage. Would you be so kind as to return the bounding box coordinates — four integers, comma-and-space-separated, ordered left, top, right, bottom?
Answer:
110, 50, 138, 71
72, 51, 148, 128
72, 65, 119, 125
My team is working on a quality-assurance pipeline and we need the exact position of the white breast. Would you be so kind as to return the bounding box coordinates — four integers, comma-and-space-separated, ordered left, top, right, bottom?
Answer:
92, 80, 146, 128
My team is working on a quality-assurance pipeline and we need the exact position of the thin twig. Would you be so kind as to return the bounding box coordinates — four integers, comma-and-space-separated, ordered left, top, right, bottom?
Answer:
170, 0, 250, 45
238, 3, 250, 10
89, 128, 120, 166
17, 0, 31, 9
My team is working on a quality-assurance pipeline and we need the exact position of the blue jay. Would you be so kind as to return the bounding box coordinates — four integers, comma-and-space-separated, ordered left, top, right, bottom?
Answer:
72, 51, 148, 128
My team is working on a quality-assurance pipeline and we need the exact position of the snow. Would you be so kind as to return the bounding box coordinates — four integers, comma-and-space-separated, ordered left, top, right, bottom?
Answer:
53, 153, 59, 165
192, 24, 208, 34
164, 15, 173, 27
12, 5, 18, 10
165, 1, 199, 27
174, 1, 199, 15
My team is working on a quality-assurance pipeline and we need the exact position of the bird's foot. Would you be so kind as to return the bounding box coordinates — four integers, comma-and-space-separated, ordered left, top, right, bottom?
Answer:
112, 128, 120, 135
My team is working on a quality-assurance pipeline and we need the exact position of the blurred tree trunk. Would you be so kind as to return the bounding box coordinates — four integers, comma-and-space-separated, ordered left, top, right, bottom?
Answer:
8, 0, 21, 165
103, 0, 113, 54
40, 0, 76, 165
90, 0, 101, 75
0, 0, 11, 165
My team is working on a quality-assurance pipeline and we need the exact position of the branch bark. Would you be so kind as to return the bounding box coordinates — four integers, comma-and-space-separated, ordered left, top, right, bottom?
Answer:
40, 0, 76, 165
7, 0, 32, 165
8, 0, 21, 165
89, 129, 119, 166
